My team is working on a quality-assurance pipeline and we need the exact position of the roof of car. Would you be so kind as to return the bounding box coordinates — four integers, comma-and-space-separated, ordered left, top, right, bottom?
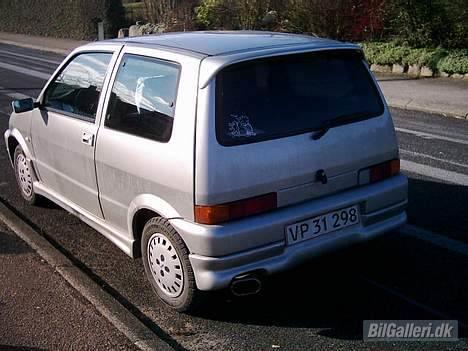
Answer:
112, 31, 350, 57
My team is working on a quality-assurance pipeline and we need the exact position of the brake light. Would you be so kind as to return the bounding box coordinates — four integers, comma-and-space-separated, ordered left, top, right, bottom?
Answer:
369, 159, 400, 183
194, 193, 277, 225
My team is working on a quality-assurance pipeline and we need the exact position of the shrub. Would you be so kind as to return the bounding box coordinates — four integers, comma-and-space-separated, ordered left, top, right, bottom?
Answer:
195, 0, 268, 30
401, 48, 447, 70
361, 42, 409, 65
105, 0, 127, 36
144, 0, 198, 30
437, 50, 468, 74
361, 42, 468, 74
0, 0, 126, 40
195, 0, 387, 39
385, 0, 467, 49
195, 0, 232, 29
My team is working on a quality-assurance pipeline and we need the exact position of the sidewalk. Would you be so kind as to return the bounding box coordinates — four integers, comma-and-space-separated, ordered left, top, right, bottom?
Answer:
375, 74, 468, 119
0, 222, 137, 350
0, 31, 467, 119
0, 32, 88, 55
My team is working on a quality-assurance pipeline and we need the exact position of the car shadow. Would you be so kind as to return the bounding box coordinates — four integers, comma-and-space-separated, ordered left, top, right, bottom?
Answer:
193, 241, 408, 340
34, 196, 61, 210
0, 346, 46, 351
0, 230, 33, 255
191, 177, 467, 341
406, 177, 468, 242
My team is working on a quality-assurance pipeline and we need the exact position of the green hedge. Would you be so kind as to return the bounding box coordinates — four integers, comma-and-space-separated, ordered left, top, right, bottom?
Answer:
361, 42, 468, 74
437, 50, 468, 74
0, 0, 125, 40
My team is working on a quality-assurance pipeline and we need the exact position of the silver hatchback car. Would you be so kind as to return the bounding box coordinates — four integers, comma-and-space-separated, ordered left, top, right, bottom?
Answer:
5, 31, 408, 311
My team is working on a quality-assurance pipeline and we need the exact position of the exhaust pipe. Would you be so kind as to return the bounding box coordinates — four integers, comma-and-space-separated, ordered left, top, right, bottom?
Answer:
230, 273, 262, 297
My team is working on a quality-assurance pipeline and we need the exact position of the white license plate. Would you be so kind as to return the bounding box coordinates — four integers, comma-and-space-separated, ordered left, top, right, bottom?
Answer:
285, 205, 360, 245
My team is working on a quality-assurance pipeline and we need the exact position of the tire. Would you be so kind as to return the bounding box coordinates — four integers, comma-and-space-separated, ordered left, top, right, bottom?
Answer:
141, 217, 203, 312
13, 145, 37, 205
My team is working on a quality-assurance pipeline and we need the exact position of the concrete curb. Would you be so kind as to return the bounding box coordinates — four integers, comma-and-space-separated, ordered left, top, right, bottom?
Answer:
0, 201, 173, 351
0, 39, 71, 55
387, 101, 468, 120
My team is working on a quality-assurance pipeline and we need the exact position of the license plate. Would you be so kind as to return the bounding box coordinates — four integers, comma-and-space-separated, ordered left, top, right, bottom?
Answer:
285, 205, 360, 245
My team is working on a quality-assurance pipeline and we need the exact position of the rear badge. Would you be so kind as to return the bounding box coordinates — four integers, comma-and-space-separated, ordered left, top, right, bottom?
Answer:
316, 169, 328, 184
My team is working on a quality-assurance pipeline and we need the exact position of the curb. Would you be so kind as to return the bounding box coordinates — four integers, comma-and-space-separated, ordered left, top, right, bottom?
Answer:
0, 200, 174, 351
387, 101, 468, 120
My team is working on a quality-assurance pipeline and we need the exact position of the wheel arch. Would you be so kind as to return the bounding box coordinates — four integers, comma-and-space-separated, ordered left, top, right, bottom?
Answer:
128, 194, 183, 257
5, 130, 36, 177
7, 136, 19, 166
5, 129, 33, 166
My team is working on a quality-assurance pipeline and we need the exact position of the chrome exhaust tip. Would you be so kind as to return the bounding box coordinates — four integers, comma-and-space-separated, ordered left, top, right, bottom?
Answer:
230, 274, 262, 297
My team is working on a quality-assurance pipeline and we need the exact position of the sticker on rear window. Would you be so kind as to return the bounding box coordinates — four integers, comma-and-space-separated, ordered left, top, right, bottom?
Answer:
228, 114, 256, 138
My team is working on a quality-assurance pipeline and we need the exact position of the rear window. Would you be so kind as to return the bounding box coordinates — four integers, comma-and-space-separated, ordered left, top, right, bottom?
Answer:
216, 50, 384, 146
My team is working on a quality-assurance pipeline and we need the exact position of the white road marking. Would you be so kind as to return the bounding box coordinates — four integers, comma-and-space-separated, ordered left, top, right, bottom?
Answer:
400, 224, 468, 258
0, 84, 32, 100
401, 159, 468, 186
400, 149, 468, 170
396, 127, 468, 146
362, 276, 468, 329
0, 182, 8, 187
0, 49, 61, 65
0, 62, 51, 80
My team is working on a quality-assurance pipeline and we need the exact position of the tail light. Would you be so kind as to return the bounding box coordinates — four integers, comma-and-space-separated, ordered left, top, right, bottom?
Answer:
360, 159, 400, 185
194, 193, 277, 225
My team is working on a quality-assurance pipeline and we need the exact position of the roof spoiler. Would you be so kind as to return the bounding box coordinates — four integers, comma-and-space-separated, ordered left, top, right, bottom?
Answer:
198, 44, 362, 89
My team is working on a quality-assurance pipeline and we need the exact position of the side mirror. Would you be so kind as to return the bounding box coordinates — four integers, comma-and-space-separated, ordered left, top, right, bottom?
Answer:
12, 98, 39, 114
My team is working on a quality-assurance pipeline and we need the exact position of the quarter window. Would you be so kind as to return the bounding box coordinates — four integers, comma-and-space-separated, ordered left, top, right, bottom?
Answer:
105, 54, 180, 143
44, 53, 112, 120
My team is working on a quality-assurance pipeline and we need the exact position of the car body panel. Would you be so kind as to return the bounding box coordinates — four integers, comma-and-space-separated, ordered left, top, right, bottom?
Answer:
112, 31, 340, 56
33, 181, 134, 256
30, 44, 123, 218
31, 110, 104, 217
172, 174, 407, 257
94, 45, 200, 235
194, 71, 398, 208
4, 124, 34, 166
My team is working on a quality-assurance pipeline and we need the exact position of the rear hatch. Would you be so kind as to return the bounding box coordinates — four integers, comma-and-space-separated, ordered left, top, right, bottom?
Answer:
195, 49, 399, 213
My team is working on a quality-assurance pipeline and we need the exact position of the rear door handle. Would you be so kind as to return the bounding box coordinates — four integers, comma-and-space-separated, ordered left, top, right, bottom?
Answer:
82, 132, 94, 146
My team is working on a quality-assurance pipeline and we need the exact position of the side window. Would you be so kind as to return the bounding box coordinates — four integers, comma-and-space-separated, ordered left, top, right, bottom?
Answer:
44, 53, 112, 120
105, 54, 180, 142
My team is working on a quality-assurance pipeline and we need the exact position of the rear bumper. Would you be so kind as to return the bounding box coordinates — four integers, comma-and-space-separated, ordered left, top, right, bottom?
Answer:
170, 174, 408, 290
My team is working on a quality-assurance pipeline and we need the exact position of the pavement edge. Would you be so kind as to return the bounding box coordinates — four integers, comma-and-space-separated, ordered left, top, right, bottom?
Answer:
387, 100, 468, 120
0, 201, 174, 351
0, 39, 70, 55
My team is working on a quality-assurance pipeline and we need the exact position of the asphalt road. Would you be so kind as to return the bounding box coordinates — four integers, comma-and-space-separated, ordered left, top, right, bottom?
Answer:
0, 43, 467, 351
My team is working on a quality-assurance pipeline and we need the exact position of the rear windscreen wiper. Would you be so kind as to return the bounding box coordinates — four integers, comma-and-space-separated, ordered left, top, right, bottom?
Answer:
310, 127, 330, 140
327, 113, 366, 128
310, 112, 371, 140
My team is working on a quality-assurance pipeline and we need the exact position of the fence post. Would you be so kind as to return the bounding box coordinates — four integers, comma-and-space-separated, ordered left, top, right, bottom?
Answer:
98, 21, 104, 41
